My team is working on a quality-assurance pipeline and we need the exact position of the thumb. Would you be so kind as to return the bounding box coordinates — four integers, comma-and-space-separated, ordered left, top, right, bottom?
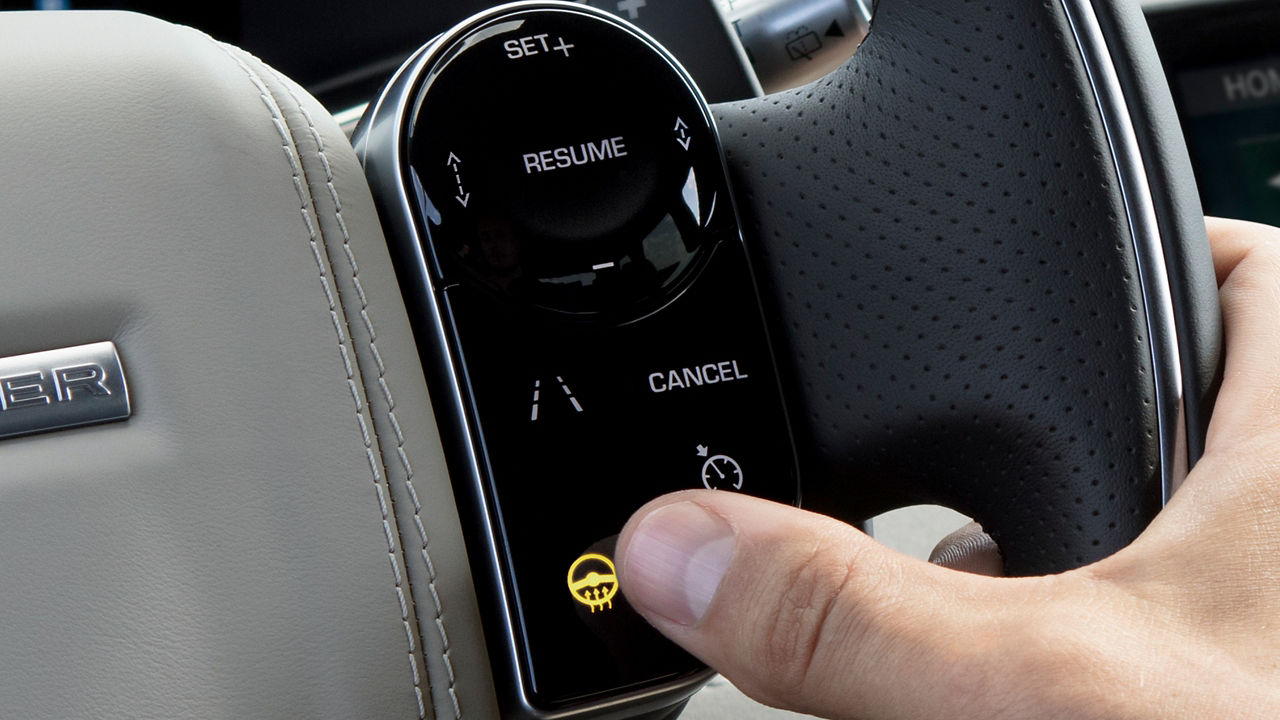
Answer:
616, 491, 1057, 720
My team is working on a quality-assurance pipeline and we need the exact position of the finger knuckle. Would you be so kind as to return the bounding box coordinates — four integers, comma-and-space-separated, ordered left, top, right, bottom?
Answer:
754, 541, 871, 700
1223, 242, 1280, 307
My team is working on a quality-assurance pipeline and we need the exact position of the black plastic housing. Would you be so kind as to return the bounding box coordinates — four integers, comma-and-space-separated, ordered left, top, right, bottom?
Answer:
354, 3, 797, 716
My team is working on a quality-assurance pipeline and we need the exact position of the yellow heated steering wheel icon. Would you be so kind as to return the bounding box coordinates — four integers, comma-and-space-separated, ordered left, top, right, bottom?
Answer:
567, 553, 618, 613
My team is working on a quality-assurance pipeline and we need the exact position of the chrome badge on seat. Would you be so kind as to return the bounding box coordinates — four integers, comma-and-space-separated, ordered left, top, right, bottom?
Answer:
0, 342, 131, 440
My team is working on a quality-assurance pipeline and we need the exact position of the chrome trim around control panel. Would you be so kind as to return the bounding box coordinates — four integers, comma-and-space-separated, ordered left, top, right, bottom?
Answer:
354, 3, 718, 717
1060, 0, 1188, 501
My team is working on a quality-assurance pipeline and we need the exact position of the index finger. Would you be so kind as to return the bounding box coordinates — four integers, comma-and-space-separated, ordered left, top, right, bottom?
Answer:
1206, 217, 1280, 285
1200, 217, 1280, 457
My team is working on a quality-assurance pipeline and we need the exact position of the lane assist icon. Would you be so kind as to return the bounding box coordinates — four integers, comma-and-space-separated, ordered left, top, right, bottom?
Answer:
530, 376, 583, 421
567, 553, 618, 613
697, 444, 743, 490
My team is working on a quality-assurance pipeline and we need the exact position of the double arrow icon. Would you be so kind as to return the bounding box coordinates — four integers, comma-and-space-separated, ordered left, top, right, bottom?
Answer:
447, 152, 470, 208
674, 117, 691, 151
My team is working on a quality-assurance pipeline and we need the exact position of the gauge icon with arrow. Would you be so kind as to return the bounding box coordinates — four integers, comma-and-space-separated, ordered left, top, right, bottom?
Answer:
697, 444, 743, 490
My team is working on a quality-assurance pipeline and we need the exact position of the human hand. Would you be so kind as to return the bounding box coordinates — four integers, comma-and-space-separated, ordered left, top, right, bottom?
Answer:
615, 217, 1280, 719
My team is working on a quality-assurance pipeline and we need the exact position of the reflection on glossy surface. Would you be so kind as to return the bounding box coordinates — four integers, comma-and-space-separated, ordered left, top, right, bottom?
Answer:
407, 5, 732, 319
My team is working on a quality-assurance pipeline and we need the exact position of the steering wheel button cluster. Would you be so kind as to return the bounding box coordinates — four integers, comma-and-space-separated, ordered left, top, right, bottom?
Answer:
359, 3, 797, 714
440, 233, 796, 705
408, 6, 737, 319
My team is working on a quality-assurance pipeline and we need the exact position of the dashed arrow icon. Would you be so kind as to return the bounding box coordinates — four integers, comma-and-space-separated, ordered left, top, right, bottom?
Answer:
674, 117, 691, 151
447, 151, 470, 207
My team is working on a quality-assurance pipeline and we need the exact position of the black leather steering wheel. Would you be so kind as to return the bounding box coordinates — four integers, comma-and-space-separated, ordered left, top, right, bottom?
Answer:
717, 0, 1219, 575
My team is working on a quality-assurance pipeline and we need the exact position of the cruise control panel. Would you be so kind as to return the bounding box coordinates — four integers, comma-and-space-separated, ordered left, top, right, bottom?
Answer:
355, 2, 797, 715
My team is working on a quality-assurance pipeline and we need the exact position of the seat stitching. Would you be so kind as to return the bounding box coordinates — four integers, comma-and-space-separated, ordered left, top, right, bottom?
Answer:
277, 79, 463, 720
208, 41, 428, 719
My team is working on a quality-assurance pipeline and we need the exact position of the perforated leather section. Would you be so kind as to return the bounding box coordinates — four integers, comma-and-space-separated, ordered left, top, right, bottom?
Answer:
715, 0, 1161, 574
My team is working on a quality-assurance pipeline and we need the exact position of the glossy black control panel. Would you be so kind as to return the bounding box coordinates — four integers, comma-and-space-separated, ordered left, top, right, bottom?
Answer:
357, 2, 797, 714
443, 242, 794, 706
409, 7, 729, 318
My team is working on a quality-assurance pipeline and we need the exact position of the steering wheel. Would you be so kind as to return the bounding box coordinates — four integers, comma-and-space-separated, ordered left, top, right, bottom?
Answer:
0, 1, 1219, 719
719, 0, 1220, 574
